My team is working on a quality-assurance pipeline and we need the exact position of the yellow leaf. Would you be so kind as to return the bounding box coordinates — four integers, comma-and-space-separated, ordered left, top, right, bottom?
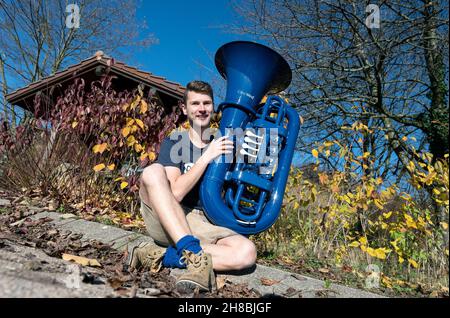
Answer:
140, 100, 148, 114
140, 153, 148, 161
374, 248, 390, 260
62, 253, 101, 267
135, 119, 144, 130
126, 118, 135, 126
382, 276, 393, 289
374, 199, 384, 210
293, 201, 300, 210
312, 149, 319, 158
407, 161, 415, 172
366, 247, 377, 257
107, 164, 115, 171
130, 96, 141, 109
92, 143, 108, 154
120, 182, 128, 189
127, 135, 136, 146
383, 211, 392, 219
148, 151, 156, 161
134, 143, 143, 152
114, 177, 124, 182
71, 121, 78, 128
122, 127, 131, 137
359, 237, 368, 246
440, 222, 448, 230
93, 163, 105, 172
324, 141, 334, 147
404, 213, 418, 229
408, 258, 418, 268
402, 136, 408, 141
348, 241, 360, 248
398, 256, 404, 264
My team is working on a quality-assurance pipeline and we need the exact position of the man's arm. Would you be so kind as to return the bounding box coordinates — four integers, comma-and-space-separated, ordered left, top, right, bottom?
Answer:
164, 159, 209, 202
165, 136, 233, 202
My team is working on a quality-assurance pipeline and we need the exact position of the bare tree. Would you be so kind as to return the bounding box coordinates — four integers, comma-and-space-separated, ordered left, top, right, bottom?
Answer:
230, 0, 448, 180
0, 0, 157, 123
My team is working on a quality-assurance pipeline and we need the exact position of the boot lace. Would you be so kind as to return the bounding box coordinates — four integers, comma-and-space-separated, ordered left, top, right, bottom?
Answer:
180, 251, 206, 269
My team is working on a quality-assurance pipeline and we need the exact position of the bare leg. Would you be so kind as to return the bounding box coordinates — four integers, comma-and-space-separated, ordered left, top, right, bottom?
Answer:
140, 163, 192, 243
203, 235, 257, 271
140, 164, 257, 271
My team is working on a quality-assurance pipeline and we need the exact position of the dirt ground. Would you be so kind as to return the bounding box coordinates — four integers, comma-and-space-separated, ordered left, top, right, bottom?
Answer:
0, 190, 260, 298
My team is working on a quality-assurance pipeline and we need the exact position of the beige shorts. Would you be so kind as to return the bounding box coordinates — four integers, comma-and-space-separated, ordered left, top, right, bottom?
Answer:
140, 200, 238, 247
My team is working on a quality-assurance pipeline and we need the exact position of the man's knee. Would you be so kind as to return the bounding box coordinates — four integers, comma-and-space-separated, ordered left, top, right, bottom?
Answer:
232, 237, 257, 270
140, 163, 167, 188
241, 239, 257, 268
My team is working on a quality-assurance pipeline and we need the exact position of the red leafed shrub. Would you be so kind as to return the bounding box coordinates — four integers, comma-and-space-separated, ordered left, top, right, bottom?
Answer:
1, 73, 181, 219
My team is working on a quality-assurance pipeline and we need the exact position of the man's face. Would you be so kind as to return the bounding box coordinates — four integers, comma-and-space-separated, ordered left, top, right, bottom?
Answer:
182, 91, 213, 129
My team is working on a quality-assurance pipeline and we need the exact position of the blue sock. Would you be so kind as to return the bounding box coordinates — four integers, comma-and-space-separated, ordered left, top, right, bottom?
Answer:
162, 245, 186, 269
176, 235, 202, 254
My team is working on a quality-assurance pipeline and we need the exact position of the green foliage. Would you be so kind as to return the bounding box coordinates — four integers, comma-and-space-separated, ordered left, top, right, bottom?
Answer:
255, 131, 449, 295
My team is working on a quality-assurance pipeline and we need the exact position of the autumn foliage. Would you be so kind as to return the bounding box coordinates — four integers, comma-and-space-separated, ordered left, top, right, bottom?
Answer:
1, 74, 181, 225
255, 122, 449, 295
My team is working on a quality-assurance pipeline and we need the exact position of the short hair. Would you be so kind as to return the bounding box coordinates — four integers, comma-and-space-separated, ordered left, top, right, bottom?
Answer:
183, 81, 214, 105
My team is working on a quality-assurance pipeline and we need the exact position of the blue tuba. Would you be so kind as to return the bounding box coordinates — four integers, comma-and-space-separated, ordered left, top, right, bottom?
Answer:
200, 41, 300, 235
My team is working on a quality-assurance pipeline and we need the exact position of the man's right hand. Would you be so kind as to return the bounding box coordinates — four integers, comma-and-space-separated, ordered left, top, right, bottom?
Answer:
201, 136, 234, 163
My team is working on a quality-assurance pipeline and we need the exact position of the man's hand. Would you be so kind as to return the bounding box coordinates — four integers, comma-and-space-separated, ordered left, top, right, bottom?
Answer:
201, 136, 234, 164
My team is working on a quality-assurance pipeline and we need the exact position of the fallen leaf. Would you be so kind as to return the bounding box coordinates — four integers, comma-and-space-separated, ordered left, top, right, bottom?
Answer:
318, 268, 330, 273
216, 275, 229, 290
61, 213, 77, 219
62, 253, 101, 267
260, 277, 280, 286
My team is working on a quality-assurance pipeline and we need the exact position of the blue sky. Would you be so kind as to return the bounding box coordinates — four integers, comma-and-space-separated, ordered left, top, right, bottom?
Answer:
131, 0, 257, 101
130, 1, 303, 166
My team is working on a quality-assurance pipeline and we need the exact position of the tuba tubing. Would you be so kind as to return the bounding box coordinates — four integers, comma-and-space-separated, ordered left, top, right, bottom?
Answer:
199, 41, 300, 235
200, 104, 299, 235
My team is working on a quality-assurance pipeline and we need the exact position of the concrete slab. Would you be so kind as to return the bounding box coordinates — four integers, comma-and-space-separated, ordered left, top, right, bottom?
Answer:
30, 211, 79, 227
59, 219, 130, 244
111, 233, 151, 252
28, 212, 384, 298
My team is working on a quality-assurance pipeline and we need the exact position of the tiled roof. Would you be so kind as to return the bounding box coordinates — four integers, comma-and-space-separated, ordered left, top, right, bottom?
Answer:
5, 51, 185, 105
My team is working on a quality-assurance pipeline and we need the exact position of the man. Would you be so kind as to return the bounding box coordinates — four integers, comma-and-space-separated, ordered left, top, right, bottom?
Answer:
130, 81, 257, 292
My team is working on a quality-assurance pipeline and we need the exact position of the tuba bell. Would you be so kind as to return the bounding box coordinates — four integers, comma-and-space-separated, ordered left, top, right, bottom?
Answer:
200, 41, 300, 235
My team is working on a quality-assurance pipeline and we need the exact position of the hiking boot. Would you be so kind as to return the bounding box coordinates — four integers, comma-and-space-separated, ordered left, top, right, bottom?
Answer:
176, 250, 216, 293
128, 241, 166, 272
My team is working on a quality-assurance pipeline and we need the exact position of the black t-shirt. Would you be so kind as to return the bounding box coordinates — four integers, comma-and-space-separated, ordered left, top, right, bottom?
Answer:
156, 130, 209, 209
